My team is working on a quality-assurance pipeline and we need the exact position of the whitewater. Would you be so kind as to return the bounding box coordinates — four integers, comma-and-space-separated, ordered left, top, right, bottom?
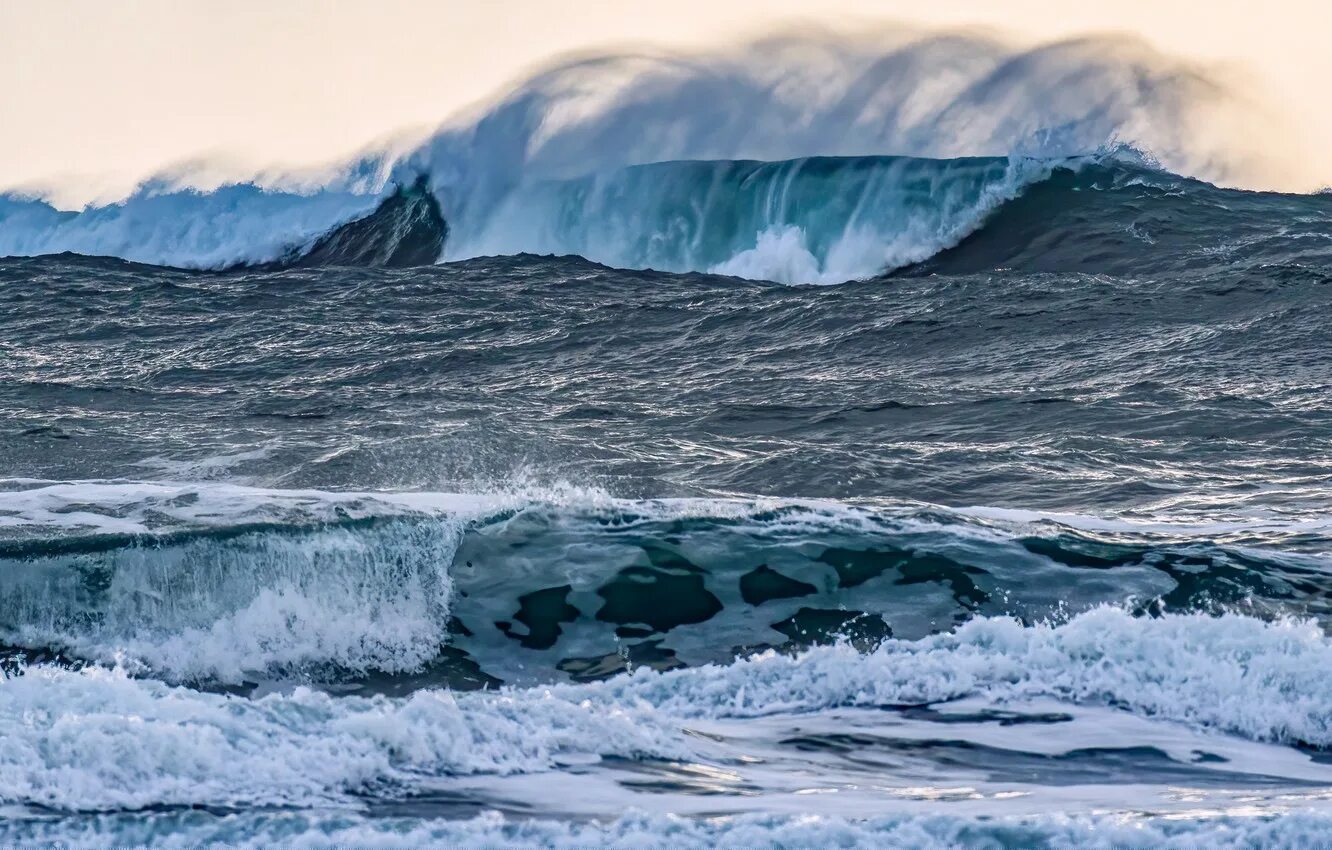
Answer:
4, 27, 1332, 850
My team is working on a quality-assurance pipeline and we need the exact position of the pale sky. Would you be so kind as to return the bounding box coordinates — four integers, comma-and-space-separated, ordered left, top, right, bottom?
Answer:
3, 0, 1328, 201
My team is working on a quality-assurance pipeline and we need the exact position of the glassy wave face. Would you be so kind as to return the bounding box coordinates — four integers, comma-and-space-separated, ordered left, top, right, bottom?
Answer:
446, 154, 1038, 283
4, 100, 1332, 850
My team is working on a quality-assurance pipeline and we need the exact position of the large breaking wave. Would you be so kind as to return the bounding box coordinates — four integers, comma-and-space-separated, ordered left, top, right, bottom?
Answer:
0, 152, 1050, 283
2, 31, 1322, 283
7, 152, 1330, 285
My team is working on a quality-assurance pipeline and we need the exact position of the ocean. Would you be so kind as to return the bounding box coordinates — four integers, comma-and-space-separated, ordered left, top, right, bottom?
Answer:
2, 139, 1332, 847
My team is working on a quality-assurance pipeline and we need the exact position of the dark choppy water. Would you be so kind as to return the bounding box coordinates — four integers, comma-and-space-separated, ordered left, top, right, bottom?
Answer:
3, 156, 1332, 847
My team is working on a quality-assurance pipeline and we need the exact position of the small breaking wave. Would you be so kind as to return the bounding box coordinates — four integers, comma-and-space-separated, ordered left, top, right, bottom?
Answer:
1, 480, 1329, 687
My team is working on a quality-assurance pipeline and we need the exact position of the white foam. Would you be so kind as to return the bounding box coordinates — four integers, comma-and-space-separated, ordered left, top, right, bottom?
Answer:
6, 608, 1332, 812
0, 479, 928, 541
5, 805, 1332, 849
577, 607, 1332, 747
0, 479, 507, 535
3, 476, 1261, 538
709, 225, 824, 284
0, 664, 684, 812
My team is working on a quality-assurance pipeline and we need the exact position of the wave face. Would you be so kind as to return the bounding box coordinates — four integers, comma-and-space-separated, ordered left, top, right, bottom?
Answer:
900, 161, 1332, 277
282, 176, 447, 268
448, 155, 1043, 284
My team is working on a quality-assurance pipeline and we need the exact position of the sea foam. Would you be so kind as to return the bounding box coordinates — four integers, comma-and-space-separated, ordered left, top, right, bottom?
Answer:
5, 608, 1332, 812
7, 808, 1332, 850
